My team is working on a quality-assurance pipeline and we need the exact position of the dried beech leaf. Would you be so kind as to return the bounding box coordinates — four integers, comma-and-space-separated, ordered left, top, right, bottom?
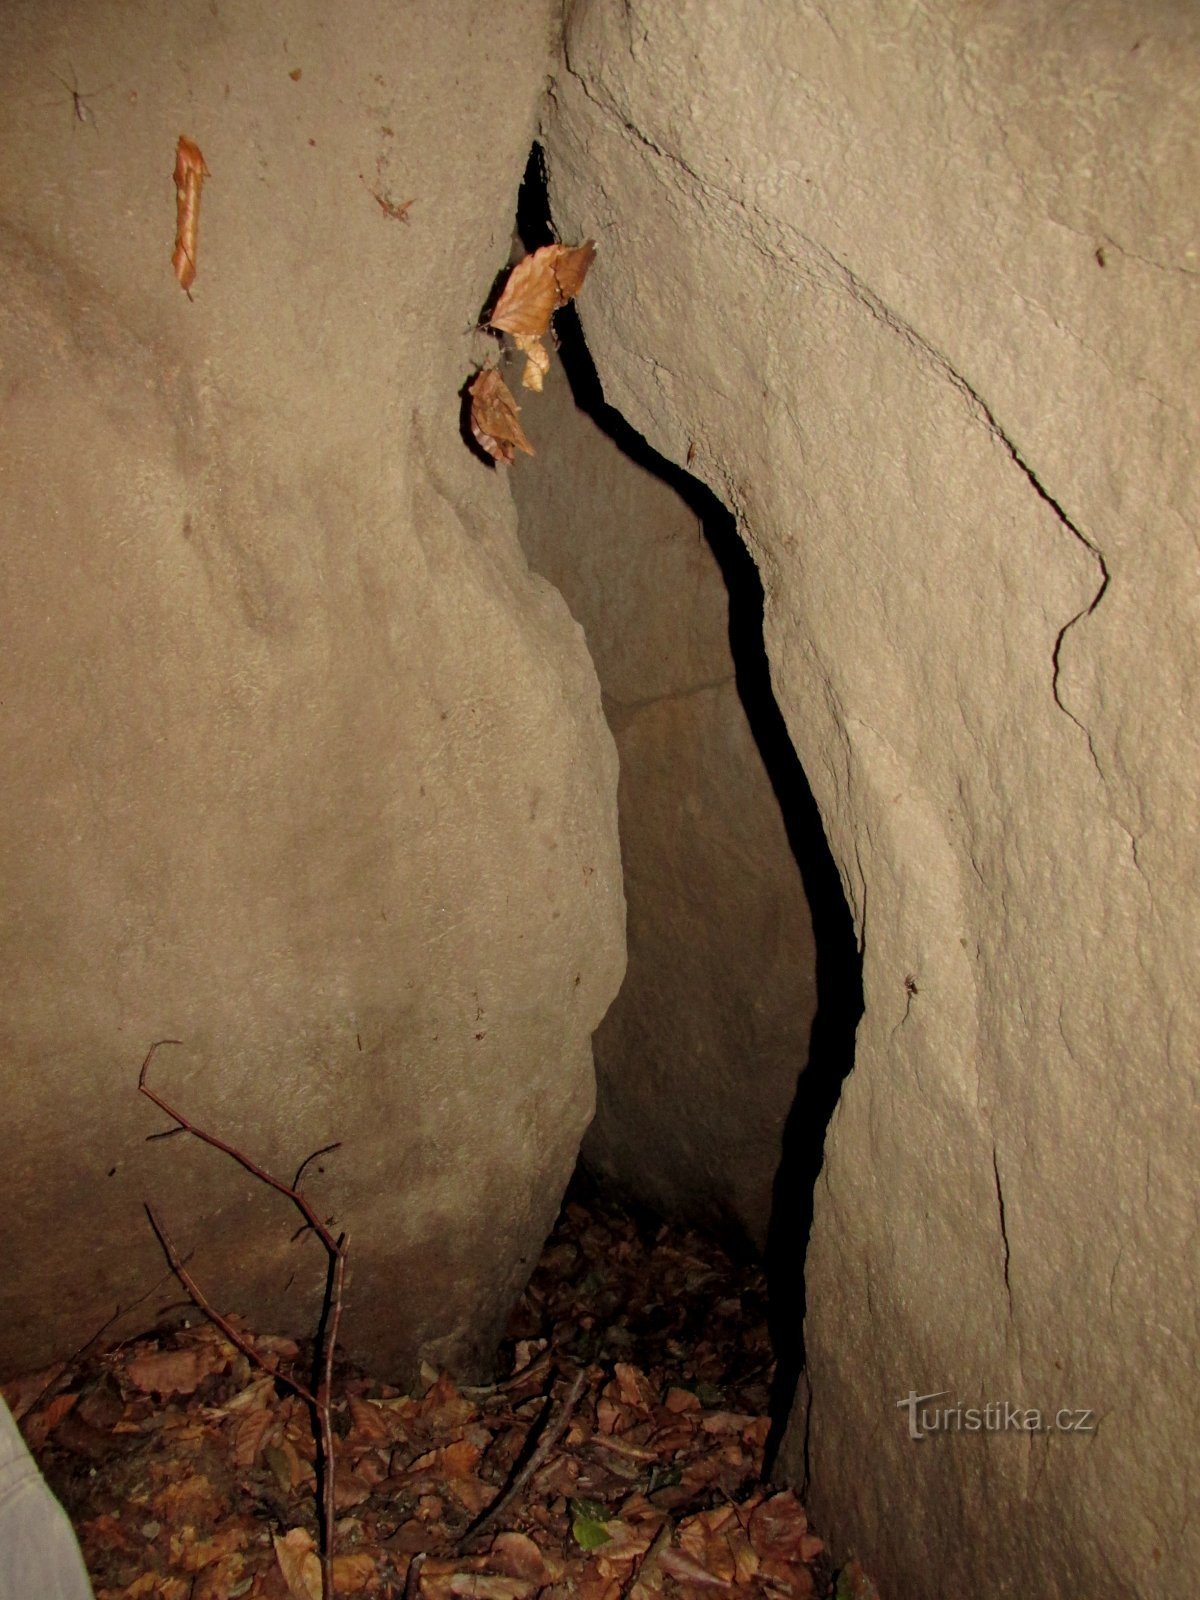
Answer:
514, 333, 551, 392
747, 1491, 814, 1564
489, 241, 597, 337
171, 135, 210, 294
125, 1345, 224, 1397
489, 1531, 558, 1584
449, 1577, 536, 1600
347, 1393, 394, 1442
489, 248, 559, 337
273, 1528, 322, 1600
468, 367, 534, 465
231, 1405, 275, 1467
550, 240, 596, 303
332, 1551, 377, 1593
657, 1548, 733, 1589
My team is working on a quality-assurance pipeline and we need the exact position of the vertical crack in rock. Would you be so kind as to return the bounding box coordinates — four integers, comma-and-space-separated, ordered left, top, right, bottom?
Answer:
942, 385, 1110, 776
992, 1143, 1014, 1321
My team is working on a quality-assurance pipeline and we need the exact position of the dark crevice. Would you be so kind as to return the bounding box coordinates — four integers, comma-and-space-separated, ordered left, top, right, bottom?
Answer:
515, 144, 863, 1456
992, 1145, 1013, 1318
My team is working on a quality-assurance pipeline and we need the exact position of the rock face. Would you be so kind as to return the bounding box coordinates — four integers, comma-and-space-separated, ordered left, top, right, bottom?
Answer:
511, 350, 819, 1251
0, 0, 625, 1382
541, 2, 1200, 1595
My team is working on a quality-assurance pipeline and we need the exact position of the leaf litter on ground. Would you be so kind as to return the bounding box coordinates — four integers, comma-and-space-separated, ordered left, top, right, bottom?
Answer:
5, 1181, 873, 1599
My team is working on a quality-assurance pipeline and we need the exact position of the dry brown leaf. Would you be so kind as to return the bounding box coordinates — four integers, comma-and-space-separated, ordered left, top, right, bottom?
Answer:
590, 1432, 657, 1462
657, 1548, 733, 1590
221, 1374, 277, 1414
742, 1416, 771, 1450
727, 1530, 759, 1586
489, 241, 596, 337
253, 1332, 301, 1361
489, 1530, 560, 1584
126, 1343, 224, 1397
449, 1577, 536, 1600
417, 1372, 478, 1428
333, 1551, 377, 1593
758, 1555, 816, 1595
192, 1555, 250, 1600
596, 1395, 621, 1434
614, 1364, 656, 1411
171, 135, 210, 294
333, 1465, 375, 1510
121, 1576, 191, 1600
550, 240, 596, 302
468, 368, 534, 465
488, 249, 558, 337
155, 1473, 224, 1525
266, 1434, 315, 1490
40, 1389, 80, 1436
594, 1517, 659, 1575
557, 1574, 621, 1600
274, 1527, 323, 1600
747, 1492, 818, 1565
700, 1410, 756, 1436
81, 1511, 136, 1553
348, 1393, 395, 1442
169, 1523, 247, 1574
231, 1404, 275, 1467
678, 1509, 758, 1588
513, 333, 551, 392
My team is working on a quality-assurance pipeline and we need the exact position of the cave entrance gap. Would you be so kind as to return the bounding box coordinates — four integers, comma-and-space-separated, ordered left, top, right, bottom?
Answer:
507, 146, 863, 1446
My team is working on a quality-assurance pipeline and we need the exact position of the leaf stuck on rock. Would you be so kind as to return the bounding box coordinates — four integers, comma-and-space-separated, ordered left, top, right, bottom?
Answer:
468, 367, 535, 465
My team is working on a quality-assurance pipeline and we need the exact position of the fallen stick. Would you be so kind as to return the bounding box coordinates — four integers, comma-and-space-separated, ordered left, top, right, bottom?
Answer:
457, 1367, 587, 1552
139, 1039, 348, 1600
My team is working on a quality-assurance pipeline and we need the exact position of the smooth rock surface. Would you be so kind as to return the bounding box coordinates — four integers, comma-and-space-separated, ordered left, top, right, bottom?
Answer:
512, 350, 819, 1250
541, 1, 1200, 1594
0, 0, 625, 1382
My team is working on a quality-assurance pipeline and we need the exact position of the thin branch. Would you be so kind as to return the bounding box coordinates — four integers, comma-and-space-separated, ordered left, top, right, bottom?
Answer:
458, 1350, 552, 1397
143, 1203, 317, 1406
294, 1142, 343, 1192
138, 1039, 349, 1600
458, 1368, 587, 1551
404, 1551, 427, 1600
138, 1040, 339, 1253
317, 1234, 349, 1599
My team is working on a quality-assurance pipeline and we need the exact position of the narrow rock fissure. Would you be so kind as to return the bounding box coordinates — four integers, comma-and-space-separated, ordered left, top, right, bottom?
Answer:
508, 145, 864, 1452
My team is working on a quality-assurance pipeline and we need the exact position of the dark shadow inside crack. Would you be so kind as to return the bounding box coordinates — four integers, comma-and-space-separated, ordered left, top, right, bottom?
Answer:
512, 142, 864, 1465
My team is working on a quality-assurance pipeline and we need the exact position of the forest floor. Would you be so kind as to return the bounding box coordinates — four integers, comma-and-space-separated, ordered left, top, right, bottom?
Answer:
6, 1184, 878, 1600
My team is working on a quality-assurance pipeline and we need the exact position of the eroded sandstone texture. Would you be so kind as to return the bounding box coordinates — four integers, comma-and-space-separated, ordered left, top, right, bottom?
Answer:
512, 353, 819, 1251
0, 0, 624, 1382
542, 1, 1199, 1595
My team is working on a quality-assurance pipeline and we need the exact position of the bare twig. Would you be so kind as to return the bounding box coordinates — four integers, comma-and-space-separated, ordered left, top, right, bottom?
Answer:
294, 1141, 343, 1192
458, 1367, 587, 1551
139, 1039, 348, 1600
404, 1550, 427, 1600
458, 1349, 551, 1397
142, 1203, 317, 1406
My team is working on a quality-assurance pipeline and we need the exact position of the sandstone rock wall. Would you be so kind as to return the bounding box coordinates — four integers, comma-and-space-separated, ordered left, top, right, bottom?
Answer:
542, 2, 1200, 1594
511, 349, 819, 1251
0, 0, 625, 1382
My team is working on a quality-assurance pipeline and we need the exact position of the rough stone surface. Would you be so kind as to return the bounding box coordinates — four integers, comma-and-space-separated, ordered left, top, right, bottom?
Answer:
512, 357, 818, 1250
0, 0, 625, 1383
542, 2, 1200, 1595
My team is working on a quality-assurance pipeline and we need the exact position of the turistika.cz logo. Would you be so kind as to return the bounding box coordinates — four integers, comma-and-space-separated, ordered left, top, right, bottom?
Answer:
896, 1390, 1096, 1441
